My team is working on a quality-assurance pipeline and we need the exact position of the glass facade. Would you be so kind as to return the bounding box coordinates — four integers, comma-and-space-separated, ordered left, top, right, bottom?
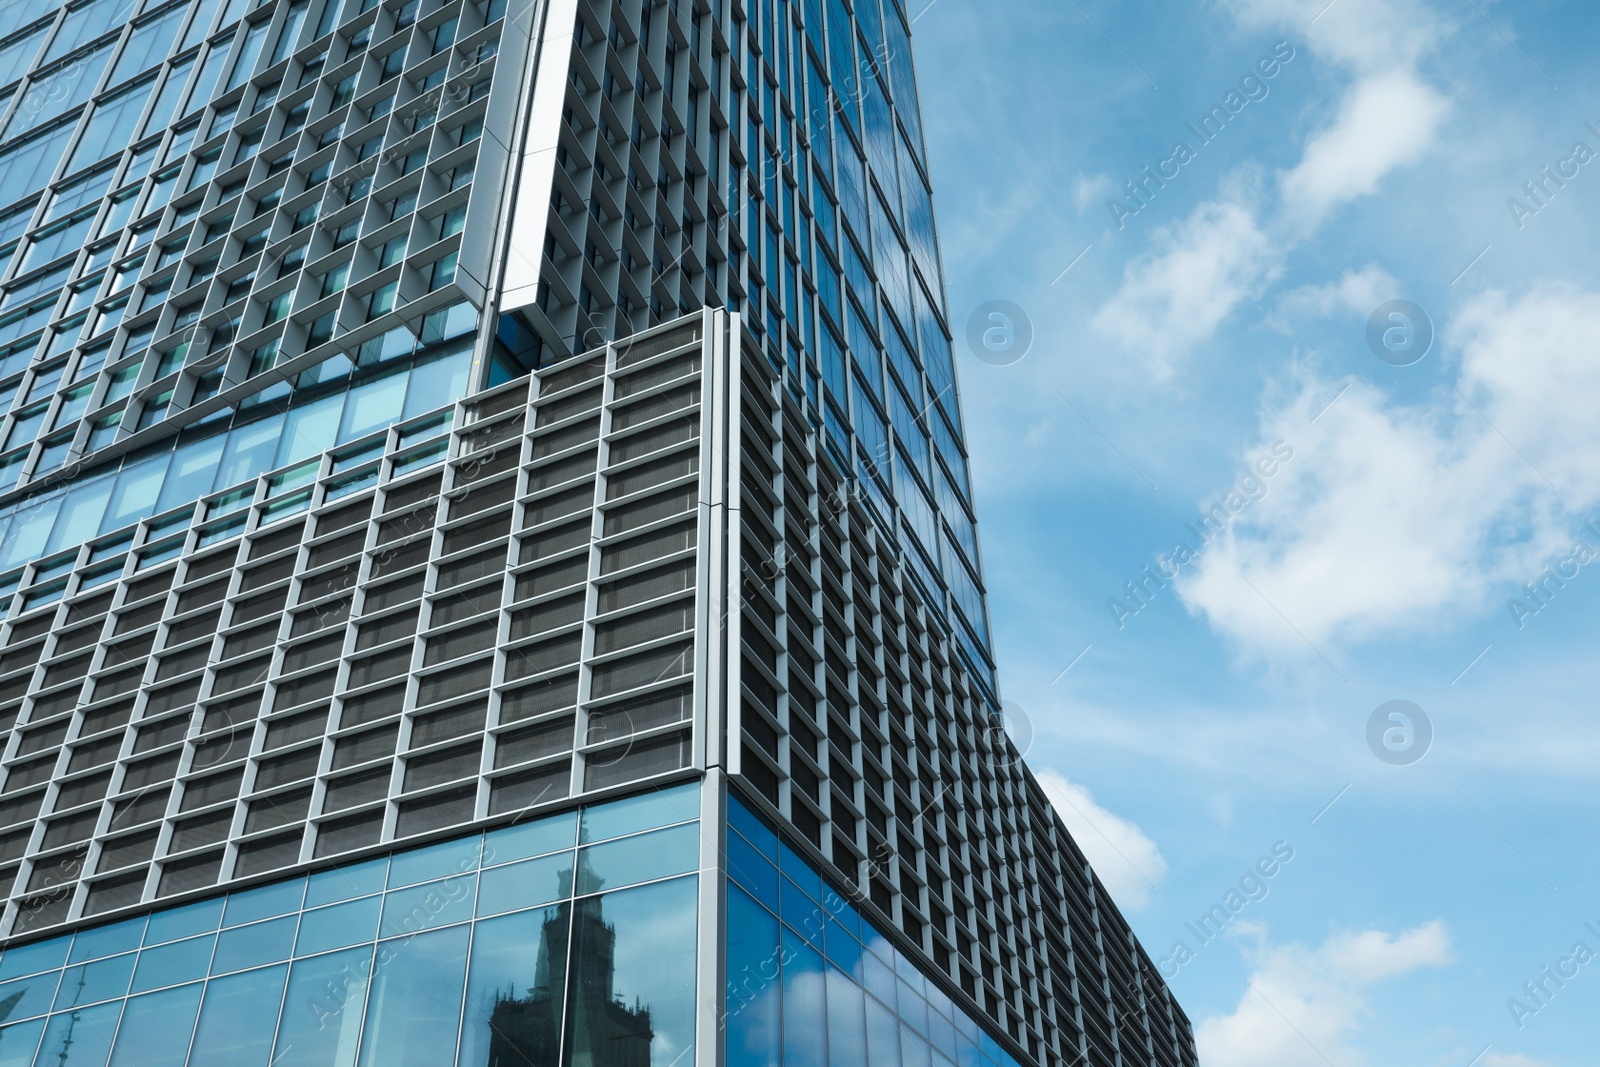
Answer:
725, 794, 1021, 1067
0, 0, 524, 509
0, 324, 473, 571
0, 780, 701, 1067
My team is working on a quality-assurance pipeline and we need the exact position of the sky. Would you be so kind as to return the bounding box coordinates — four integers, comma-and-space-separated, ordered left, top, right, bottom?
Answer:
909, 0, 1600, 1064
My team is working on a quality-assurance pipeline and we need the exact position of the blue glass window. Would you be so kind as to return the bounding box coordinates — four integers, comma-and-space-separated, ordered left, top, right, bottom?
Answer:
355, 924, 470, 1067
378, 874, 477, 939
565, 876, 698, 1066
725, 796, 1019, 1067
577, 780, 698, 843
211, 915, 297, 974
457, 906, 569, 1067
295, 896, 382, 957
475, 851, 570, 918
111, 983, 204, 1067
187, 963, 288, 1063
34, 999, 120, 1066
575, 822, 698, 895
131, 935, 214, 993
482, 809, 576, 865
725, 884, 780, 1067
271, 945, 372, 1067
0, 1017, 44, 1067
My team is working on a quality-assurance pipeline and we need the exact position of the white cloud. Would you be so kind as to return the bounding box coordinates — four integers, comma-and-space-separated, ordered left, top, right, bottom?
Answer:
1176, 376, 1521, 649
1280, 71, 1450, 226
1222, 0, 1449, 74
1197, 922, 1452, 1067
1033, 770, 1168, 910
1090, 196, 1283, 379
1454, 285, 1600, 502
1177, 285, 1600, 651
1089, 0, 1456, 371
1274, 264, 1399, 322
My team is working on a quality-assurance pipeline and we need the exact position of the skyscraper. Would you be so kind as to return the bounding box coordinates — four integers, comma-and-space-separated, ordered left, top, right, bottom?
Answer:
0, 0, 1195, 1064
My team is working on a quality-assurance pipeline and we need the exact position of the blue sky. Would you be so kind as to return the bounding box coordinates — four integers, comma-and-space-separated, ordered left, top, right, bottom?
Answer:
911, 0, 1600, 1063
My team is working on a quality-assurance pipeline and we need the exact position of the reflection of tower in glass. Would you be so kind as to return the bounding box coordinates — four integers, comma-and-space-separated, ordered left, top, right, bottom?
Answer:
483, 903, 569, 1067
485, 855, 654, 1066
0, 989, 22, 1061
565, 895, 654, 1067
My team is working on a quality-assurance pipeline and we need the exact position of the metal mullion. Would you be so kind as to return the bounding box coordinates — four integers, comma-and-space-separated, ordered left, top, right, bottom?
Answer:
568, 337, 615, 798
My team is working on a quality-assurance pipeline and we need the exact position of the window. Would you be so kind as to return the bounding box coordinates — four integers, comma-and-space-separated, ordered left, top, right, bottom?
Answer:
282, 99, 311, 138
437, 204, 465, 238
103, 364, 140, 402
264, 291, 293, 323
387, 189, 417, 222
330, 217, 360, 249
240, 226, 271, 257
365, 282, 396, 320
317, 262, 349, 298
331, 73, 357, 107
233, 127, 266, 166
224, 271, 257, 304
184, 148, 222, 191
155, 238, 187, 270
378, 235, 405, 267
254, 186, 284, 218
269, 0, 310, 65
426, 251, 456, 291
188, 256, 221, 288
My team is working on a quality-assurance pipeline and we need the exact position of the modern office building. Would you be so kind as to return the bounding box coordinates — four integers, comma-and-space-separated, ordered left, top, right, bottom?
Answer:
0, 0, 1196, 1064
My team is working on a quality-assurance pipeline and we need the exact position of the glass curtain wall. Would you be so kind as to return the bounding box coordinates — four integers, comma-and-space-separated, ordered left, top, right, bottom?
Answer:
724, 794, 1022, 1067
0, 780, 702, 1067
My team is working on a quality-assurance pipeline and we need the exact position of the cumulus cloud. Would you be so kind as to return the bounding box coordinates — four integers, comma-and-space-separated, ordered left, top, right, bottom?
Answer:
1483, 1054, 1552, 1067
1273, 264, 1400, 322
1178, 285, 1600, 651
1454, 286, 1600, 502
1280, 71, 1450, 226
1222, 0, 1449, 73
1197, 922, 1453, 1067
1033, 770, 1168, 910
1090, 196, 1283, 380
1090, 0, 1456, 372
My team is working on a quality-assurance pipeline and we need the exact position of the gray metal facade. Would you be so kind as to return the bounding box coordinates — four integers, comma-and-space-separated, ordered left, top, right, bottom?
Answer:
0, 316, 718, 942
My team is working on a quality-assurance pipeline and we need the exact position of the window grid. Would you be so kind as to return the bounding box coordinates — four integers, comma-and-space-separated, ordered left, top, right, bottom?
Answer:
0, 0, 524, 502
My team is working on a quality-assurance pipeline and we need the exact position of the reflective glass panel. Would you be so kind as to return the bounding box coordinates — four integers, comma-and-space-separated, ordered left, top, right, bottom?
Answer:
294, 897, 381, 957
109, 983, 203, 1067
474, 851, 571, 919
270, 946, 372, 1067
564, 875, 697, 1066
0, 1017, 44, 1067
186, 964, 288, 1065
354, 924, 470, 1067
577, 781, 698, 843
457, 905, 569, 1067
32, 999, 119, 1067
574, 822, 698, 895
130, 935, 214, 993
